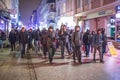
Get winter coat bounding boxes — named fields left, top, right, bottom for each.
left=9, top=30, right=17, bottom=43
left=19, top=31, right=28, bottom=44
left=41, top=31, right=47, bottom=45
left=46, top=32, right=55, bottom=49
left=27, top=31, right=33, bottom=43
left=34, top=30, right=41, bottom=41
left=90, top=34, right=96, bottom=46
left=94, top=34, right=103, bottom=46
left=72, top=31, right=82, bottom=47
left=83, top=32, right=91, bottom=45
left=58, top=30, right=67, bottom=41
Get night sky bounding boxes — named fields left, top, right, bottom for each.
left=19, top=0, right=41, bottom=26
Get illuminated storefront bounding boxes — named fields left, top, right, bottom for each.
left=56, top=16, right=76, bottom=29
left=115, top=5, right=120, bottom=42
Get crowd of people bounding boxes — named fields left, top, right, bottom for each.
left=0, top=25, right=107, bottom=64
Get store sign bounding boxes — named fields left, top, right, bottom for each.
left=98, top=11, right=106, bottom=15
left=0, top=10, right=10, bottom=19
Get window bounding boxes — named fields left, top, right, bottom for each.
left=84, top=0, right=89, bottom=5
left=77, top=0, right=81, bottom=8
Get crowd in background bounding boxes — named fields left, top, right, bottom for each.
left=0, top=25, right=107, bottom=64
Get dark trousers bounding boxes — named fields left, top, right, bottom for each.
left=42, top=44, right=47, bottom=58
left=27, top=41, right=32, bottom=50
left=94, top=45, right=103, bottom=62
left=85, top=44, right=90, bottom=56
left=48, top=46, right=55, bottom=63
left=73, top=46, right=82, bottom=63
left=20, top=43, right=26, bottom=58
left=66, top=42, right=71, bottom=55
left=10, top=42, right=15, bottom=51
left=56, top=39, right=59, bottom=50
left=60, top=40, right=65, bottom=58
left=102, top=44, right=106, bottom=54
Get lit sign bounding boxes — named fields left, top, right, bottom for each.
left=116, top=5, right=120, bottom=12
left=116, top=13, right=120, bottom=18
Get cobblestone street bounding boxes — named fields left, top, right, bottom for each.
left=0, top=50, right=120, bottom=80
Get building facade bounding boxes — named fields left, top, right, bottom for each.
left=75, top=0, right=120, bottom=39
left=10, top=0, right=19, bottom=28
left=37, top=0, right=56, bottom=30
left=55, top=0, right=77, bottom=29
left=0, top=0, right=19, bottom=33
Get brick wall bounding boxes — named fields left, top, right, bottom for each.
left=103, top=0, right=116, bottom=5
left=91, top=0, right=101, bottom=9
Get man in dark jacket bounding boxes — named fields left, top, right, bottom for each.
left=72, top=26, right=82, bottom=64
left=41, top=29, right=48, bottom=58
left=83, top=30, right=91, bottom=57
left=19, top=27, right=28, bottom=58
left=46, top=26, right=55, bottom=64
left=9, top=27, right=17, bottom=51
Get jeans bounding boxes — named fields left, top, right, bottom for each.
left=60, top=40, right=65, bottom=58
left=20, top=43, right=26, bottom=58
left=94, top=45, right=103, bottom=62
left=35, top=40, right=41, bottom=53
left=85, top=44, right=90, bottom=56
left=66, top=42, right=71, bottom=55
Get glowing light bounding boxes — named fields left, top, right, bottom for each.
left=1, top=20, right=4, bottom=24
left=116, top=13, right=120, bottom=18
left=18, top=21, right=22, bottom=26
left=57, top=16, right=76, bottom=29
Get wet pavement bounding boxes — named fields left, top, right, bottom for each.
left=0, top=49, right=120, bottom=80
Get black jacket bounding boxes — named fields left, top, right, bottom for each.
left=72, top=31, right=82, bottom=47
left=58, top=30, right=68, bottom=41
left=83, top=32, right=91, bottom=45
left=34, top=30, right=41, bottom=41
left=9, top=31, right=17, bottom=43
left=19, top=31, right=28, bottom=44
